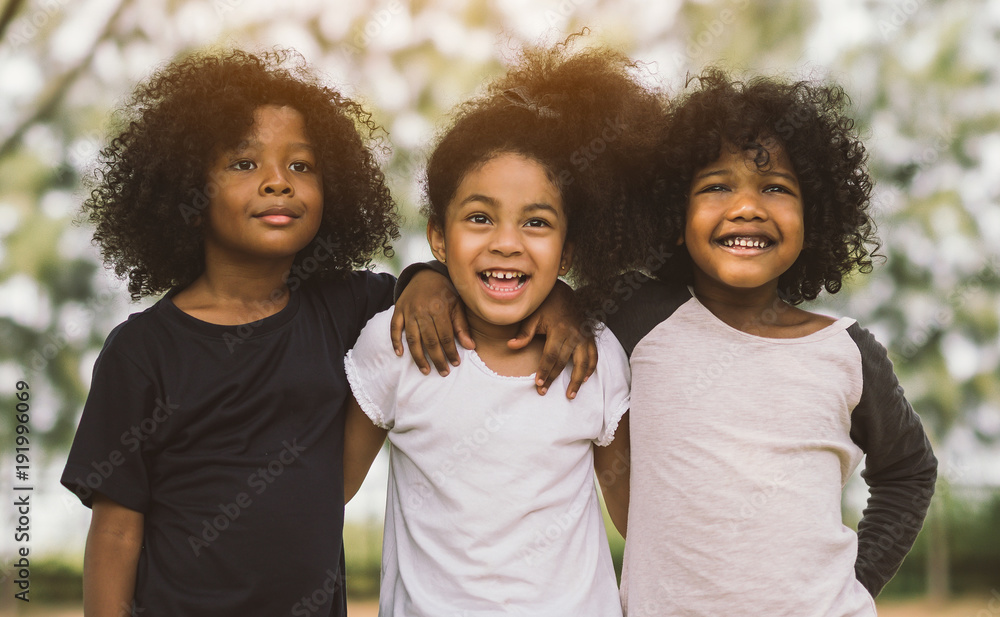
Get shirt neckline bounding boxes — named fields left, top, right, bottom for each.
left=687, top=291, right=855, bottom=344
left=465, top=348, right=538, bottom=382
left=158, top=285, right=302, bottom=338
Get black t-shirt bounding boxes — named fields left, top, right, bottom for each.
left=61, top=271, right=395, bottom=616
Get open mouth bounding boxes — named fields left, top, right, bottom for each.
left=478, top=269, right=529, bottom=292
left=717, top=235, right=774, bottom=249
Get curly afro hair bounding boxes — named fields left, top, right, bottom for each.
left=423, top=35, right=667, bottom=311
left=84, top=48, right=398, bottom=300
left=656, top=68, right=878, bottom=304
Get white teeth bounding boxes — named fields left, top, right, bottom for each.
left=722, top=237, right=770, bottom=248
left=482, top=270, right=525, bottom=279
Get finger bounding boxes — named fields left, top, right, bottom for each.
left=539, top=333, right=575, bottom=396
left=584, top=336, right=599, bottom=381
left=390, top=306, right=406, bottom=356
left=427, top=297, right=461, bottom=367
left=403, top=313, right=431, bottom=375
left=508, top=313, right=540, bottom=351
left=451, top=304, right=476, bottom=350
left=534, top=335, right=569, bottom=395
left=416, top=313, right=451, bottom=376
left=566, top=339, right=591, bottom=399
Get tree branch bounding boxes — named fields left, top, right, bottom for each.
left=0, top=0, right=27, bottom=44
left=0, top=0, right=129, bottom=161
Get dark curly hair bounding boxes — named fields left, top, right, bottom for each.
left=423, top=35, right=667, bottom=310
left=84, top=48, right=398, bottom=300
left=655, top=68, right=878, bottom=304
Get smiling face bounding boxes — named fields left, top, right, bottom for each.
left=683, top=141, right=804, bottom=299
left=428, top=152, right=572, bottom=338
left=202, top=105, right=323, bottom=269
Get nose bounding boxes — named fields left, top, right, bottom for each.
left=260, top=164, right=293, bottom=196
left=726, top=189, right=767, bottom=222
left=489, top=222, right=524, bottom=256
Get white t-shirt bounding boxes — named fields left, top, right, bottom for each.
left=345, top=309, right=630, bottom=617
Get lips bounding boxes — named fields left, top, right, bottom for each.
left=253, top=206, right=300, bottom=225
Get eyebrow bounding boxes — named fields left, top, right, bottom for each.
left=233, top=140, right=316, bottom=153
left=694, top=168, right=799, bottom=184
left=458, top=195, right=560, bottom=215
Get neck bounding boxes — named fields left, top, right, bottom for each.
left=465, top=312, right=523, bottom=349
left=199, top=253, right=294, bottom=302
left=172, top=253, right=296, bottom=325
left=691, top=276, right=791, bottom=336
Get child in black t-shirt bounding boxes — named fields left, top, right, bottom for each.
left=60, top=48, right=400, bottom=617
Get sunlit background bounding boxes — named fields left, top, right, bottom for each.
left=1, top=0, right=998, bottom=614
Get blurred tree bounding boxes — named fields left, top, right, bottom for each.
left=1, top=0, right=998, bottom=602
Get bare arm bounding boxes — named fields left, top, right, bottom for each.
left=343, top=394, right=388, bottom=502
left=594, top=411, right=630, bottom=538
left=84, top=493, right=143, bottom=617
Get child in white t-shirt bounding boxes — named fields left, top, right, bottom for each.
left=342, top=43, right=663, bottom=616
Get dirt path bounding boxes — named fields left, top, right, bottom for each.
left=13, top=595, right=995, bottom=616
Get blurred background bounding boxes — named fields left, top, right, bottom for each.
left=0, top=0, right=998, bottom=614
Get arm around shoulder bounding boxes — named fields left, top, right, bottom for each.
left=84, top=493, right=144, bottom=617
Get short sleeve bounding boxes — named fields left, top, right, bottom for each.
left=350, top=270, right=396, bottom=327
left=60, top=327, right=155, bottom=512
left=344, top=308, right=406, bottom=430
left=592, top=325, right=631, bottom=446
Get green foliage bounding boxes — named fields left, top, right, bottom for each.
left=880, top=491, right=1000, bottom=597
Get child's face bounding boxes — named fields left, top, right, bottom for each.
left=683, top=142, right=803, bottom=297
left=202, top=105, right=323, bottom=267
left=428, top=153, right=572, bottom=334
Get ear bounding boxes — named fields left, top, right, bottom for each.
left=559, top=241, right=574, bottom=275
left=426, top=220, right=447, bottom=264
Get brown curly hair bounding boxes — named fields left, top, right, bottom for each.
left=423, top=35, right=667, bottom=311
left=83, top=48, right=398, bottom=300
left=656, top=68, right=879, bottom=304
